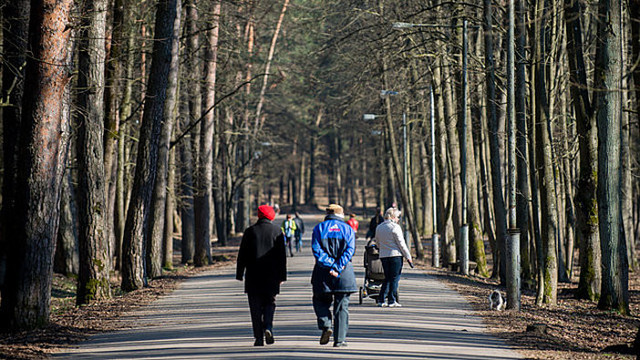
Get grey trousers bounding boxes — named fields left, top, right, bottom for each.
left=313, top=292, right=350, bottom=344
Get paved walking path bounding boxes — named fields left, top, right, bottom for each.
left=54, top=214, right=522, bottom=359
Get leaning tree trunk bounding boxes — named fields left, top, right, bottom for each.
left=121, top=0, right=177, bottom=291
left=0, top=0, right=73, bottom=330
left=594, top=0, right=629, bottom=315
left=564, top=0, right=601, bottom=301
left=146, top=0, right=181, bottom=278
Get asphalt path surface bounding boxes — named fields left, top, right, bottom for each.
left=54, top=214, right=522, bottom=359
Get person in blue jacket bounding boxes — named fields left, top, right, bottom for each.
left=311, top=204, right=357, bottom=347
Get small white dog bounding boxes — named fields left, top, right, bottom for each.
left=488, top=290, right=506, bottom=311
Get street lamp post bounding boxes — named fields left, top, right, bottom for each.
left=459, top=19, right=470, bottom=276
left=402, top=111, right=410, bottom=243
left=506, top=0, right=521, bottom=310
left=430, top=86, right=439, bottom=267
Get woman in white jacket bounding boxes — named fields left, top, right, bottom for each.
left=374, top=207, right=413, bottom=307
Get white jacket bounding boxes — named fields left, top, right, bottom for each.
left=374, top=220, right=412, bottom=261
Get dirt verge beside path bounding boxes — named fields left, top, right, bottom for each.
left=418, top=263, right=639, bottom=360
left=0, top=258, right=235, bottom=360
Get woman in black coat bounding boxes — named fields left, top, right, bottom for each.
left=236, top=205, right=287, bottom=346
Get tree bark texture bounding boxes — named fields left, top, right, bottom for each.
left=147, top=0, right=181, bottom=277
left=594, top=0, right=629, bottom=315
left=484, top=0, right=508, bottom=283
left=194, top=0, right=220, bottom=266
left=0, top=0, right=73, bottom=329
left=535, top=0, right=559, bottom=305
left=164, top=139, right=176, bottom=270
left=178, top=117, right=196, bottom=264
left=516, top=0, right=533, bottom=285
left=76, top=0, right=112, bottom=305
left=121, top=0, right=177, bottom=291
left=564, top=0, right=602, bottom=301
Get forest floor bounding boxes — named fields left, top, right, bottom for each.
left=1, top=233, right=638, bottom=359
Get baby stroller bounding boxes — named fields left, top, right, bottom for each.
left=359, top=239, right=385, bottom=304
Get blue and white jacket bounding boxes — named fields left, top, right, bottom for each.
left=311, top=214, right=357, bottom=293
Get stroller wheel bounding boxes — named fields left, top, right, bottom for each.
left=359, top=287, right=363, bottom=304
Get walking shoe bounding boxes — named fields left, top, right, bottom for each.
left=333, top=341, right=348, bottom=347
left=319, top=328, right=333, bottom=345
left=254, top=338, right=264, bottom=346
left=388, top=302, right=402, bottom=307
left=377, top=302, right=388, bottom=307
left=264, top=329, right=274, bottom=345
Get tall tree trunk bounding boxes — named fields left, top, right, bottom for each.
left=186, top=0, right=202, bottom=176
left=178, top=117, right=196, bottom=264
left=121, top=0, right=177, bottom=291
left=516, top=0, right=533, bottom=285
left=0, top=0, right=30, bottom=291
left=479, top=92, right=499, bottom=278
left=114, top=6, right=136, bottom=271
left=213, top=101, right=228, bottom=246
left=307, top=107, right=323, bottom=205
left=631, top=2, right=640, bottom=251
left=560, top=107, right=576, bottom=280
left=484, top=0, right=508, bottom=283
left=529, top=64, right=545, bottom=302
left=594, top=0, right=629, bottom=315
left=103, top=0, right=127, bottom=260
left=381, top=60, right=422, bottom=259
left=76, top=0, right=112, bottom=305
left=0, top=0, right=73, bottom=329
left=194, top=0, right=220, bottom=265
left=467, top=113, right=488, bottom=276
left=164, top=136, right=176, bottom=270
left=564, top=0, right=601, bottom=301
left=146, top=0, right=181, bottom=277
left=432, top=60, right=454, bottom=267
left=535, top=0, right=559, bottom=305
left=443, top=56, right=462, bottom=262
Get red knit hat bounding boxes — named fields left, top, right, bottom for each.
left=257, top=205, right=275, bottom=221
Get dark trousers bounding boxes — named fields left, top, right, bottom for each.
left=248, top=292, right=276, bottom=340
left=295, top=235, right=302, bottom=252
left=313, top=292, right=350, bottom=344
left=379, top=256, right=403, bottom=304
left=285, top=236, right=294, bottom=256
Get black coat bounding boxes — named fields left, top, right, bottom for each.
left=367, top=214, right=384, bottom=238
left=236, top=218, right=287, bottom=295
